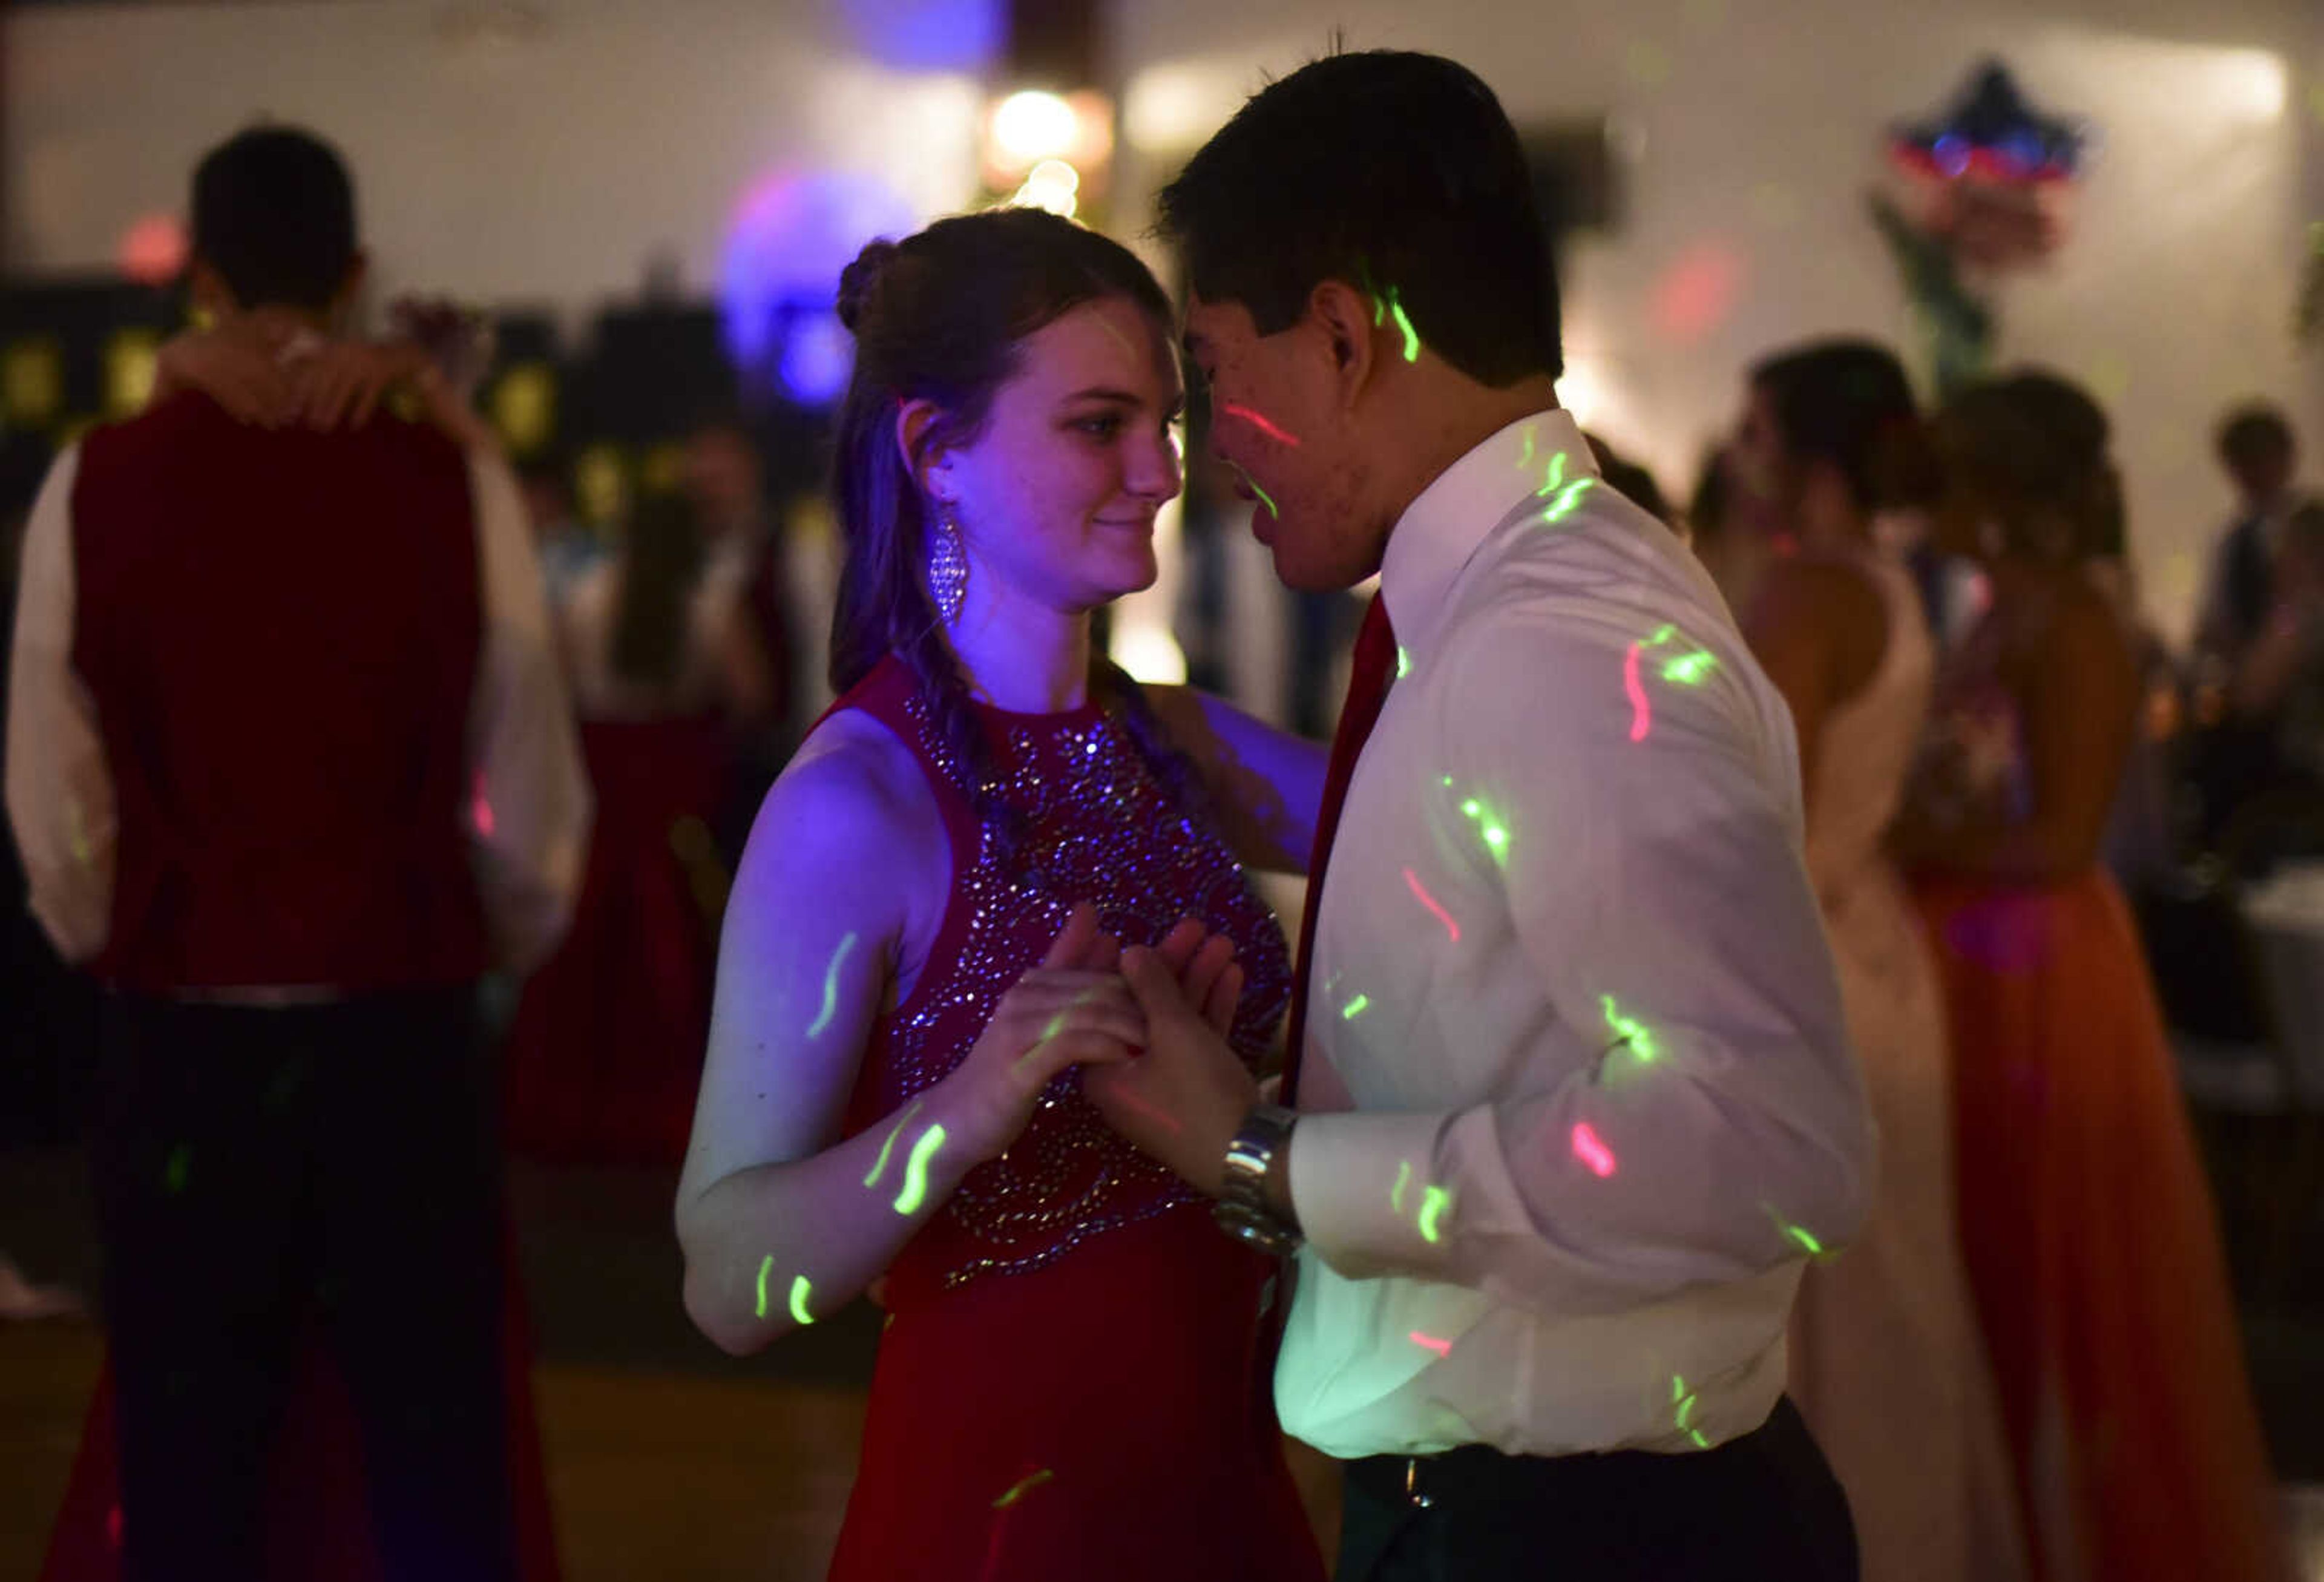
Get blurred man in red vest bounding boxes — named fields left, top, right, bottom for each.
left=5, top=124, right=588, bottom=1581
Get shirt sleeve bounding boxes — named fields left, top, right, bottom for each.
left=1287, top=603, right=1874, bottom=1318
left=4, top=445, right=116, bottom=965
left=464, top=447, right=592, bottom=974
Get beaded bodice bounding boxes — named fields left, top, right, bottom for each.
left=841, top=657, right=1290, bottom=1301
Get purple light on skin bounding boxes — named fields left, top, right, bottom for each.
left=1219, top=401, right=1302, bottom=447
left=1408, top=1330, right=1452, bottom=1358
left=1571, top=1122, right=1618, bottom=1178
left=1402, top=865, right=1461, bottom=944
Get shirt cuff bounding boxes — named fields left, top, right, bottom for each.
left=1288, top=1109, right=1458, bottom=1283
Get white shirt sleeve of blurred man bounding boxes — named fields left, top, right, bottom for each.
left=464, top=448, right=592, bottom=975
left=4, top=445, right=116, bottom=964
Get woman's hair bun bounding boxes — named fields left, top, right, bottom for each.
left=837, top=238, right=901, bottom=333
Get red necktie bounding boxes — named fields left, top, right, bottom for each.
left=1281, top=594, right=1397, bottom=1104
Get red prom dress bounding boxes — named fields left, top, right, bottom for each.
left=822, top=657, right=1325, bottom=1582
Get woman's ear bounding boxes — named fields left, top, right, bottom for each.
left=894, top=398, right=954, bottom=502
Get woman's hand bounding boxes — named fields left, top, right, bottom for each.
left=153, top=326, right=301, bottom=427
left=930, top=904, right=1144, bottom=1165
left=287, top=340, right=435, bottom=430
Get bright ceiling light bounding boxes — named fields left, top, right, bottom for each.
left=991, top=90, right=1080, bottom=168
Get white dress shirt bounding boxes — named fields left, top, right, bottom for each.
left=5, top=442, right=592, bottom=983
left=1277, top=409, right=1873, bottom=1459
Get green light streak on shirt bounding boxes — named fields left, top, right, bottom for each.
left=1341, top=993, right=1371, bottom=1020
left=1518, top=425, right=1537, bottom=469
left=1689, top=1428, right=1711, bottom=1449
left=893, top=1123, right=947, bottom=1216
left=1417, top=1185, right=1452, bottom=1244
left=1457, top=796, right=1511, bottom=867
left=1536, top=450, right=1569, bottom=496
left=1390, top=1160, right=1413, bottom=1215
left=864, top=1099, right=925, bottom=1190
left=993, top=1467, right=1055, bottom=1508
left=1646, top=623, right=1676, bottom=646
left=1540, top=477, right=1596, bottom=524
left=807, top=931, right=859, bottom=1039
left=1671, top=1374, right=1688, bottom=1403
left=789, top=1274, right=815, bottom=1326
left=1661, top=651, right=1717, bottom=685
left=1601, top=995, right=1659, bottom=1063
left=754, top=1254, right=773, bottom=1319
left=1396, top=645, right=1412, bottom=679
left=1785, top=1223, right=1825, bottom=1258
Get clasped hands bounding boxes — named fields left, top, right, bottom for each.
left=999, top=902, right=1265, bottom=1198
left=153, top=300, right=484, bottom=441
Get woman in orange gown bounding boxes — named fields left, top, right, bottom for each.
left=1899, top=372, right=2284, bottom=1582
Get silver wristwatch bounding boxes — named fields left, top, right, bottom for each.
left=1213, top=1102, right=1302, bottom=1256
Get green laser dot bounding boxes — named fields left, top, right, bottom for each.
left=1397, top=645, right=1412, bottom=679
left=1417, top=1185, right=1452, bottom=1244
left=789, top=1273, right=815, bottom=1326
left=1391, top=1160, right=1413, bottom=1215
left=1601, top=995, right=1659, bottom=1063
left=1341, top=994, right=1371, bottom=1020
left=754, top=1255, right=773, bottom=1319
left=993, top=1468, right=1054, bottom=1509
left=1661, top=651, right=1717, bottom=685
left=807, top=931, right=860, bottom=1039
left=893, top=1123, right=947, bottom=1216
left=1540, top=477, right=1596, bottom=524
left=1390, top=298, right=1421, bottom=362
left=864, top=1098, right=924, bottom=1190
left=1785, top=1224, right=1826, bottom=1258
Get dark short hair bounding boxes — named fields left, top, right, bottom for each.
left=191, top=125, right=358, bottom=311
left=1750, top=339, right=1937, bottom=513
left=1157, top=51, right=1561, bottom=387
left=2216, top=402, right=2294, bottom=474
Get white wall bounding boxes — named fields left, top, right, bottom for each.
left=1111, top=0, right=2324, bottom=643
left=3, top=0, right=986, bottom=317
left=8, top=0, right=2320, bottom=643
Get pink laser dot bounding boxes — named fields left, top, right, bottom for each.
left=1623, top=642, right=1652, bottom=743
left=1219, top=401, right=1303, bottom=447
left=470, top=771, right=496, bottom=838
left=1402, top=865, right=1460, bottom=944
left=1571, top=1121, right=1618, bottom=1178
left=1408, top=1329, right=1452, bottom=1358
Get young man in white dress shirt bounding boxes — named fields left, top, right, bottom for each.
left=1083, top=51, right=1872, bottom=1580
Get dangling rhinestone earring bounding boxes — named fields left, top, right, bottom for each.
left=927, top=504, right=969, bottom=624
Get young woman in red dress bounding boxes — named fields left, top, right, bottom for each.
left=675, top=208, right=1327, bottom=1580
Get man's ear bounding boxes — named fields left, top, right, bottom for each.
left=186, top=260, right=237, bottom=326
left=1308, top=278, right=1381, bottom=409
left=328, top=251, right=370, bottom=330
left=894, top=398, right=954, bottom=501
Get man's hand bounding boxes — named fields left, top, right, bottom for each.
left=1083, top=944, right=1260, bottom=1196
